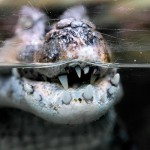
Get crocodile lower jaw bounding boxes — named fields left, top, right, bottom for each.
left=13, top=70, right=121, bottom=124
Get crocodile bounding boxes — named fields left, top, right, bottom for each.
left=0, top=5, right=122, bottom=150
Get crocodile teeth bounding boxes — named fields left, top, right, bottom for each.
left=108, top=86, right=116, bottom=95
left=83, top=85, right=93, bottom=102
left=75, top=66, right=81, bottom=78
left=90, top=75, right=97, bottom=84
left=62, top=91, right=72, bottom=105
left=58, top=75, right=68, bottom=89
left=12, top=68, right=20, bottom=77
left=93, top=68, right=97, bottom=74
left=83, top=66, right=90, bottom=74
left=111, top=73, right=120, bottom=86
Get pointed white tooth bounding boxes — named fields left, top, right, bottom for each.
left=93, top=68, right=97, bottom=74
left=83, top=66, right=90, bottom=74
left=75, top=66, right=81, bottom=78
left=83, top=85, right=93, bottom=101
left=90, top=75, right=97, bottom=84
left=58, top=75, right=68, bottom=89
left=108, top=86, right=116, bottom=95
left=12, top=68, right=20, bottom=77
left=62, top=91, right=72, bottom=105
left=111, top=73, right=120, bottom=86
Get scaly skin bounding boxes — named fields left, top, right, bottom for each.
left=0, top=5, right=122, bottom=149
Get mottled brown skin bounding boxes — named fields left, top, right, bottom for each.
left=42, top=21, right=109, bottom=63
left=19, top=17, right=111, bottom=64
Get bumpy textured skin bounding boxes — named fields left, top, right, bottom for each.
left=0, top=5, right=122, bottom=149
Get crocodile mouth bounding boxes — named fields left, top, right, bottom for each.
left=18, top=64, right=109, bottom=89
left=12, top=63, right=121, bottom=124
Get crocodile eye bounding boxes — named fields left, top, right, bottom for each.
left=18, top=15, right=33, bottom=29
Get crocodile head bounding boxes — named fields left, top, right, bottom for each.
left=4, top=6, right=122, bottom=124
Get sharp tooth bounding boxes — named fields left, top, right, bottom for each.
left=111, top=73, right=120, bottom=86
left=83, top=66, right=90, bottom=74
left=90, top=75, right=97, bottom=84
left=12, top=68, right=20, bottom=77
left=62, top=91, right=72, bottom=105
left=108, top=86, right=116, bottom=95
left=93, top=68, right=97, bottom=74
left=75, top=66, right=81, bottom=78
left=83, top=85, right=93, bottom=102
left=58, top=75, right=69, bottom=89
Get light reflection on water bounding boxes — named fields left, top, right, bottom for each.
left=0, top=60, right=150, bottom=68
